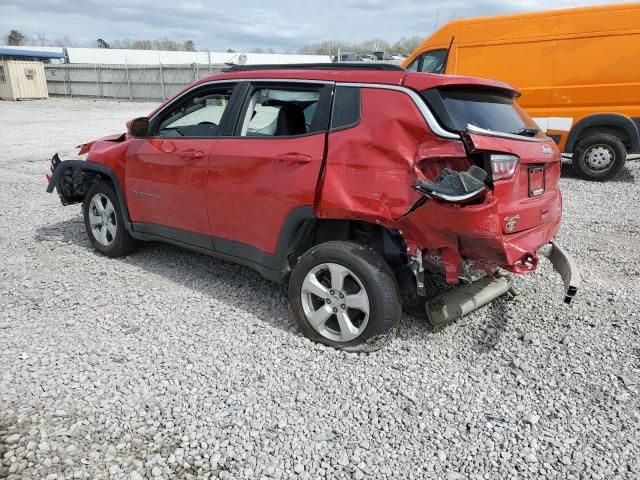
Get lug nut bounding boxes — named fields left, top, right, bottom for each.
left=330, top=289, right=335, bottom=295
left=333, top=307, right=338, bottom=313
left=339, top=292, right=344, bottom=299
left=326, top=298, right=331, bottom=304
left=341, top=304, right=346, bottom=309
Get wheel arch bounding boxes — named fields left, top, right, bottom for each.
left=47, top=159, right=132, bottom=229
left=284, top=217, right=413, bottom=291
left=565, top=113, right=640, bottom=153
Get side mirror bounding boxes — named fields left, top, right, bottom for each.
left=127, top=117, right=149, bottom=138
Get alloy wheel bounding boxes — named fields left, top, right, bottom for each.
left=300, top=262, right=370, bottom=342
left=88, top=193, right=117, bottom=246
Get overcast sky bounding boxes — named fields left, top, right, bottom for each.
left=0, top=0, right=629, bottom=51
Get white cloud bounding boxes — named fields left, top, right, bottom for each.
left=0, top=0, right=630, bottom=52
left=175, top=2, right=208, bottom=13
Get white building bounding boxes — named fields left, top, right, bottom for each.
left=0, top=46, right=330, bottom=65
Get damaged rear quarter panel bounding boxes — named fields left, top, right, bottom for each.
left=317, top=87, right=467, bottom=223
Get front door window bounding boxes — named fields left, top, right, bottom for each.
left=156, top=89, right=234, bottom=138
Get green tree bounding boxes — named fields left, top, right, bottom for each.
left=96, top=38, right=110, bottom=49
left=7, top=30, right=25, bottom=46
left=183, top=40, right=195, bottom=51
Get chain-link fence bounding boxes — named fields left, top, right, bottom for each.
left=44, top=63, right=224, bottom=102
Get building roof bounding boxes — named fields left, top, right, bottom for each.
left=0, top=48, right=65, bottom=59
left=64, top=47, right=331, bottom=65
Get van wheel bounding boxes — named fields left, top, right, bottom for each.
left=572, top=133, right=626, bottom=181
left=289, top=241, right=401, bottom=352
left=83, top=181, right=138, bottom=257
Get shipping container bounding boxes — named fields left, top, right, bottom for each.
left=0, top=60, right=49, bottom=100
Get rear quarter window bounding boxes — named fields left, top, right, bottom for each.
left=422, top=88, right=543, bottom=137
left=331, top=87, right=361, bottom=131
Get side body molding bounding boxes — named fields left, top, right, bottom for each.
left=129, top=206, right=314, bottom=283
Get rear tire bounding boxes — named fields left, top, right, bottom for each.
left=572, top=133, right=626, bottom=181
left=289, top=241, right=401, bottom=352
left=83, top=180, right=138, bottom=257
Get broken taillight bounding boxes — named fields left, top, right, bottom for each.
left=490, top=154, right=519, bottom=180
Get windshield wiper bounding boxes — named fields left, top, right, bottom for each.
left=511, top=126, right=539, bottom=137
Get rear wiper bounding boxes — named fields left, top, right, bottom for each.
left=511, top=126, right=539, bottom=137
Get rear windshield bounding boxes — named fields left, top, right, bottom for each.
left=422, top=88, right=543, bottom=138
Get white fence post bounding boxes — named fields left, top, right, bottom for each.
left=159, top=63, right=165, bottom=101
left=125, top=63, right=132, bottom=101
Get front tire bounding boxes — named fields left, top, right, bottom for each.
left=572, top=133, right=626, bottom=181
left=289, top=241, right=401, bottom=352
left=83, top=180, right=137, bottom=257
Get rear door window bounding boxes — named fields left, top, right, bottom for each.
left=239, top=86, right=327, bottom=137
left=422, top=88, right=544, bottom=137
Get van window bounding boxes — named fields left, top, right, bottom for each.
left=406, top=49, right=448, bottom=73
left=422, top=88, right=544, bottom=137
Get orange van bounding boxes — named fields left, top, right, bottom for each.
left=404, top=2, right=640, bottom=180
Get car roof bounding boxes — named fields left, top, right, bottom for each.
left=194, top=63, right=517, bottom=94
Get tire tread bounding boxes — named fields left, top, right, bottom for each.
left=289, top=240, right=401, bottom=352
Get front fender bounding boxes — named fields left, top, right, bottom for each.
left=46, top=156, right=132, bottom=229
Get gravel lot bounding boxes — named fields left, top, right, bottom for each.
left=1, top=98, right=639, bottom=479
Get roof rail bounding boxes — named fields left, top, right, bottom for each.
left=222, top=63, right=405, bottom=72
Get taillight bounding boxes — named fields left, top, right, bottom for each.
left=490, top=154, right=519, bottom=180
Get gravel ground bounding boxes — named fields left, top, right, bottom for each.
left=1, top=98, right=639, bottom=480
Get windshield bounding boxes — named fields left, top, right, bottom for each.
left=422, top=88, right=544, bottom=138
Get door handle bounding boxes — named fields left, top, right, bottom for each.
left=182, top=150, right=205, bottom=159
left=276, top=153, right=312, bottom=165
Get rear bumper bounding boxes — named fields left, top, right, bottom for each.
left=425, top=243, right=578, bottom=326
left=398, top=192, right=579, bottom=303
left=399, top=192, right=562, bottom=280
left=398, top=192, right=579, bottom=302
left=537, top=241, right=579, bottom=304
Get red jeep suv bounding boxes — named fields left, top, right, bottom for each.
left=47, top=64, right=578, bottom=351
